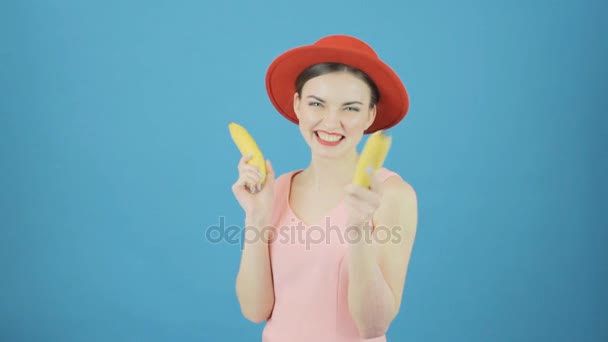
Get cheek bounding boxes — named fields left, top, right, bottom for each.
left=298, top=108, right=323, bottom=126
left=298, top=113, right=318, bottom=135
left=343, top=114, right=371, bottom=131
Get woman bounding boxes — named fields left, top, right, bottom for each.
left=232, top=35, right=418, bottom=342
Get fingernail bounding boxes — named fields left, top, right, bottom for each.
left=257, top=183, right=262, bottom=192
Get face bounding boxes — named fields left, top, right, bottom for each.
left=293, top=72, right=376, bottom=160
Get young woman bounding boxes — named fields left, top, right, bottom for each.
left=233, top=35, right=418, bottom=342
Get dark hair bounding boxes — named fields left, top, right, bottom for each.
left=295, top=62, right=380, bottom=108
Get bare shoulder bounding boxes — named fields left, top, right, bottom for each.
left=373, top=172, right=418, bottom=240
left=382, top=173, right=417, bottom=209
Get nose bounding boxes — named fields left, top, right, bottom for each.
left=321, top=107, right=341, bottom=129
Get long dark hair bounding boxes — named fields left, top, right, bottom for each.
left=295, top=62, right=380, bottom=108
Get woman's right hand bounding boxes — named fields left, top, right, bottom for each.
left=232, top=154, right=275, bottom=220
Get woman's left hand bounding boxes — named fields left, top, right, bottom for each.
left=344, top=167, right=384, bottom=230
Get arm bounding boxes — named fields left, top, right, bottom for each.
left=347, top=176, right=418, bottom=338
left=233, top=159, right=277, bottom=323
left=235, top=213, right=275, bottom=323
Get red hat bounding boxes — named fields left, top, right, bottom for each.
left=265, top=34, right=409, bottom=134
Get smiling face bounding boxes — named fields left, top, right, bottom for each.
left=293, top=71, right=377, bottom=160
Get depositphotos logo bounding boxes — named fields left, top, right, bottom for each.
left=205, top=216, right=404, bottom=250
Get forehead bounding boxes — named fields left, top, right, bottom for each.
left=300, top=72, right=371, bottom=103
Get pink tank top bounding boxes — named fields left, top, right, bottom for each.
left=261, top=167, right=403, bottom=342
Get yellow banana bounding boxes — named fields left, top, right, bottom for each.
left=352, top=130, right=392, bottom=187
left=228, top=122, right=267, bottom=185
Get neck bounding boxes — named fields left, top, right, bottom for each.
left=302, top=149, right=360, bottom=191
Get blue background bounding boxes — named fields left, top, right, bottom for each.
left=1, top=0, right=606, bottom=341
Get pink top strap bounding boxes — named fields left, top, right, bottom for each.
left=376, top=166, right=403, bottom=183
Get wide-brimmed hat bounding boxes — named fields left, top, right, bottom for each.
left=265, top=34, right=409, bottom=134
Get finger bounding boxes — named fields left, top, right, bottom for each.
left=266, top=160, right=274, bottom=179
left=238, top=158, right=256, bottom=171
left=234, top=170, right=260, bottom=190
left=241, top=169, right=263, bottom=183
left=237, top=153, right=254, bottom=168
left=345, top=194, right=376, bottom=215
left=246, top=183, right=258, bottom=194
left=240, top=174, right=260, bottom=188
left=232, top=177, right=255, bottom=194
left=239, top=163, right=264, bottom=178
left=345, top=184, right=382, bottom=206
left=241, top=153, right=254, bottom=163
left=367, top=166, right=383, bottom=194
left=345, top=203, right=371, bottom=227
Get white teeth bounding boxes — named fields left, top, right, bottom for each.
left=317, top=132, right=342, bottom=142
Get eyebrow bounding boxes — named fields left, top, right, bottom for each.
left=306, top=95, right=363, bottom=106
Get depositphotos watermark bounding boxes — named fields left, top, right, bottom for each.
left=204, top=216, right=404, bottom=250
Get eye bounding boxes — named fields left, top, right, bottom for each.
left=344, top=106, right=360, bottom=112
left=308, top=101, right=322, bottom=107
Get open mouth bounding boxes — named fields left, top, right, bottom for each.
left=314, top=131, right=345, bottom=146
